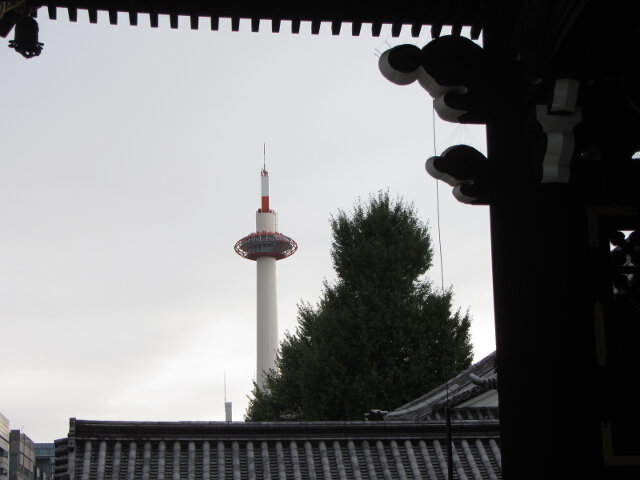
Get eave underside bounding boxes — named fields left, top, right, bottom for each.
left=1, top=0, right=486, bottom=38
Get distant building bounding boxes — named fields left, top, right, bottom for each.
left=35, top=444, right=55, bottom=480
left=0, top=414, right=51, bottom=480
left=0, top=413, right=9, bottom=479
left=9, top=430, right=35, bottom=480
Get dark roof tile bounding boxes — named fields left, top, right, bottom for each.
left=386, top=352, right=497, bottom=421
left=57, top=419, right=500, bottom=480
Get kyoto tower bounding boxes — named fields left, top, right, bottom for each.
left=235, top=166, right=297, bottom=388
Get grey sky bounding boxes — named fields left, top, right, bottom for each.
left=0, top=14, right=493, bottom=442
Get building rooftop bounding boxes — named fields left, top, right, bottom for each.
left=386, top=352, right=498, bottom=422
left=54, top=354, right=502, bottom=479
left=55, top=417, right=500, bottom=480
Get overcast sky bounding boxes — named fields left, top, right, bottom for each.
left=0, top=13, right=494, bottom=442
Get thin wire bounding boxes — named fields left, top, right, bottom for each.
left=432, top=106, right=445, bottom=295
left=432, top=103, right=453, bottom=480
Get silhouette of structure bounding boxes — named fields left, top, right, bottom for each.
left=4, top=2, right=640, bottom=478
left=235, top=168, right=297, bottom=387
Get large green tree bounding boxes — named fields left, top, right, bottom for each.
left=245, top=192, right=472, bottom=421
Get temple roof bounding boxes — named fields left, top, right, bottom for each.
left=54, top=353, right=502, bottom=479
left=55, top=418, right=501, bottom=480
left=386, top=352, right=498, bottom=422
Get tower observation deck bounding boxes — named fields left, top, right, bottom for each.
left=234, top=232, right=297, bottom=261
left=234, top=168, right=297, bottom=388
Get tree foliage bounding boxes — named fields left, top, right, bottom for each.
left=245, top=192, right=472, bottom=421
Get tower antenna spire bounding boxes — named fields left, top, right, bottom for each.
left=263, top=143, right=266, bottom=172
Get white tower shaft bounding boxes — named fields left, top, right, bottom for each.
left=256, top=210, right=278, bottom=387
left=235, top=167, right=296, bottom=390
left=256, top=255, right=278, bottom=387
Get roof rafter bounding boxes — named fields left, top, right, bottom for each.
left=1, top=0, right=486, bottom=38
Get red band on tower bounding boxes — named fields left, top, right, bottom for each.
left=261, top=168, right=270, bottom=212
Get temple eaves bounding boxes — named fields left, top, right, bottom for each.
left=0, top=0, right=485, bottom=39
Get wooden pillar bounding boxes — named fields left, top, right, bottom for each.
left=483, top=5, right=640, bottom=477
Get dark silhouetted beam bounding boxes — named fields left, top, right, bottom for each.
left=311, top=18, right=320, bottom=34
left=21, top=1, right=484, bottom=38
left=371, top=21, right=382, bottom=37
left=470, top=23, right=481, bottom=39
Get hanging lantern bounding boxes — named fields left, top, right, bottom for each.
left=9, top=16, right=44, bottom=58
